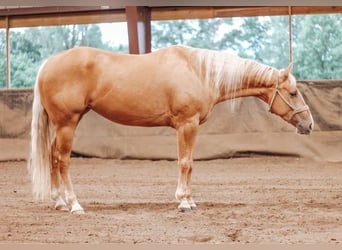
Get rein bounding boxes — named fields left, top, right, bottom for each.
left=268, top=72, right=309, bottom=120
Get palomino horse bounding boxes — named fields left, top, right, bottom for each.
left=28, top=45, right=313, bottom=214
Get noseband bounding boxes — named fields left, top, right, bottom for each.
left=268, top=72, right=309, bottom=120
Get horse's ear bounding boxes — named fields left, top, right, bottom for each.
left=286, top=62, right=293, bottom=74
left=281, top=62, right=293, bottom=81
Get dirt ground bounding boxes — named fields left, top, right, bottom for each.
left=0, top=156, right=341, bottom=244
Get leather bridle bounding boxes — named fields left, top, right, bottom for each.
left=268, top=72, right=309, bottom=121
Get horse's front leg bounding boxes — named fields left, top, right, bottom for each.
left=175, top=120, right=198, bottom=212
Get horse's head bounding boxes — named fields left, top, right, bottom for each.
left=267, top=63, right=314, bottom=135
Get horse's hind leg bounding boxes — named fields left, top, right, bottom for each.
left=51, top=137, right=69, bottom=211
left=55, top=125, right=84, bottom=214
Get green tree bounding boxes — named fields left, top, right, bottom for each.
left=187, top=18, right=229, bottom=49
left=261, top=16, right=290, bottom=69
left=294, top=14, right=342, bottom=79
left=220, top=17, right=290, bottom=69
left=151, top=14, right=341, bottom=79
left=152, top=20, right=196, bottom=49
left=10, top=53, right=40, bottom=88
left=10, top=31, right=42, bottom=88
left=152, top=18, right=233, bottom=50
left=236, top=17, right=270, bottom=62
left=8, top=24, right=114, bottom=88
left=153, top=17, right=288, bottom=69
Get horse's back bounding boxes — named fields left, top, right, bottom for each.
left=39, top=45, right=195, bottom=87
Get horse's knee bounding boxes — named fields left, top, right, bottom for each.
left=178, top=158, right=193, bottom=166
left=178, top=159, right=193, bottom=174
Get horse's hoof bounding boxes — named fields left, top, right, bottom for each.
left=190, top=205, right=197, bottom=210
left=55, top=204, right=69, bottom=212
left=71, top=209, right=85, bottom=215
left=178, top=199, right=192, bottom=212
left=70, top=203, right=85, bottom=214
left=188, top=199, right=197, bottom=210
left=178, top=206, right=192, bottom=213
left=54, top=198, right=69, bottom=212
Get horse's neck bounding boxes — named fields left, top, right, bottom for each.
left=215, top=59, right=277, bottom=103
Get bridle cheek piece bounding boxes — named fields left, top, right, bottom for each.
left=268, top=72, right=309, bottom=121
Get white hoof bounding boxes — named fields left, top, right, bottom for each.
left=55, top=204, right=69, bottom=212
left=178, top=199, right=192, bottom=212
left=71, top=209, right=85, bottom=215
left=71, top=203, right=85, bottom=214
left=55, top=198, right=69, bottom=212
left=188, top=198, right=197, bottom=210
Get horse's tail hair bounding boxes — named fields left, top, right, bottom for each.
left=28, top=61, right=52, bottom=200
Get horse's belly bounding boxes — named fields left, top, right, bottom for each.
left=90, top=99, right=171, bottom=127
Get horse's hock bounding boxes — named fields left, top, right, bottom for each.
left=0, top=80, right=341, bottom=162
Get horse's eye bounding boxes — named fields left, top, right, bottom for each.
left=289, top=91, right=297, bottom=97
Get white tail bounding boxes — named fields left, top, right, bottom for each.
left=28, top=62, right=52, bottom=200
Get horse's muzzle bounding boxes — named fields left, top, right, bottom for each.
left=296, top=120, right=313, bottom=135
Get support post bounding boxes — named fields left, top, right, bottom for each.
left=5, top=16, right=10, bottom=89
left=125, top=6, right=151, bottom=54
left=288, top=6, right=293, bottom=64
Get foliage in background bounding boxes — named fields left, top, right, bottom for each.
left=152, top=15, right=342, bottom=80
left=0, top=32, right=5, bottom=88
left=294, top=14, right=342, bottom=79
left=0, top=24, right=128, bottom=88
left=0, top=14, right=341, bottom=88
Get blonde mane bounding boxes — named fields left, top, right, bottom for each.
left=192, top=47, right=276, bottom=102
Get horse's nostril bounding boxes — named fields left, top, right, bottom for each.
left=309, top=123, right=313, bottom=130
